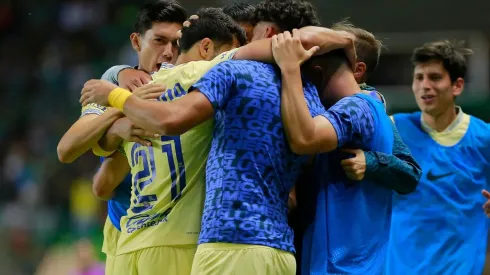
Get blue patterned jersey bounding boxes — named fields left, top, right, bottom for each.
left=191, top=60, right=326, bottom=253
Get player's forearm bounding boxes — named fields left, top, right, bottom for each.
left=281, top=68, right=319, bottom=155
left=122, top=96, right=181, bottom=136
left=97, top=131, right=123, bottom=153
left=364, top=128, right=421, bottom=194
left=234, top=38, right=274, bottom=63
left=299, top=26, right=354, bottom=56
left=57, top=110, right=123, bottom=163
left=93, top=152, right=129, bottom=200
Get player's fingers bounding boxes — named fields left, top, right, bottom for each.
left=126, top=83, right=138, bottom=92
left=277, top=33, right=284, bottom=44
left=81, top=95, right=92, bottom=106
left=79, top=93, right=89, bottom=104
left=132, top=78, right=145, bottom=88
left=340, top=158, right=355, bottom=166
left=483, top=201, right=490, bottom=210
left=306, top=46, right=320, bottom=58
left=144, top=92, right=165, bottom=100
left=292, top=28, right=300, bottom=39
left=141, top=75, right=152, bottom=84
left=130, top=136, right=152, bottom=147
left=283, top=31, right=292, bottom=40
left=271, top=35, right=278, bottom=49
left=341, top=148, right=360, bottom=154
left=482, top=190, right=490, bottom=199
left=132, top=129, right=159, bottom=138
left=189, top=14, right=199, bottom=20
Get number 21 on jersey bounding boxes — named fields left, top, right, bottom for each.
left=129, top=136, right=186, bottom=214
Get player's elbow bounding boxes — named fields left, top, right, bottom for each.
left=57, top=142, right=75, bottom=164
left=92, top=174, right=113, bottom=201
left=289, top=139, right=317, bottom=155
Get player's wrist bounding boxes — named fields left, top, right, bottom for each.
left=108, top=88, right=132, bottom=111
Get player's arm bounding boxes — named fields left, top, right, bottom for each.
left=234, top=27, right=355, bottom=67
left=274, top=31, right=370, bottom=155
left=80, top=62, right=237, bottom=136
left=57, top=66, right=137, bottom=163
left=57, top=108, right=123, bottom=163
left=92, top=151, right=130, bottom=201
left=362, top=124, right=421, bottom=194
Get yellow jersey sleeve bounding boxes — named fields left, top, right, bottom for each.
left=80, top=103, right=107, bottom=117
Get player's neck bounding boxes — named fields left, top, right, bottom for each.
left=327, top=65, right=360, bottom=98
left=175, top=52, right=203, bottom=65
left=422, top=105, right=458, bottom=132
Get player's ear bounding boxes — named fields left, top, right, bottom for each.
left=130, top=33, right=141, bottom=52
left=199, top=38, right=215, bottom=60
left=264, top=26, right=277, bottom=39
left=353, top=62, right=367, bottom=83
left=452, top=77, right=464, bottom=97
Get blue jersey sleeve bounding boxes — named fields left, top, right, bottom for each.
left=321, top=96, right=375, bottom=148
left=190, top=61, right=236, bottom=111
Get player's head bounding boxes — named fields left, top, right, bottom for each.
left=222, top=2, right=257, bottom=43
left=178, top=8, right=247, bottom=61
left=332, top=20, right=382, bottom=84
left=411, top=40, right=472, bottom=116
left=304, top=50, right=357, bottom=107
left=252, top=0, right=320, bottom=42
left=131, top=0, right=187, bottom=72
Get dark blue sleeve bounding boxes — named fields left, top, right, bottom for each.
left=364, top=122, right=421, bottom=194
left=191, top=61, right=236, bottom=111
left=303, top=81, right=327, bottom=117
left=321, top=96, right=375, bottom=148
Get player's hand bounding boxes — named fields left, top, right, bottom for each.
left=482, top=190, right=490, bottom=218
left=108, top=117, right=159, bottom=146
left=132, top=83, right=167, bottom=100
left=340, top=148, right=366, bottom=181
left=299, top=26, right=357, bottom=71
left=272, top=29, right=320, bottom=72
left=118, top=69, right=152, bottom=92
left=80, top=79, right=119, bottom=106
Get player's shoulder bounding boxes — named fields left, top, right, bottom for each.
left=467, top=114, right=490, bottom=141
left=392, top=112, right=421, bottom=123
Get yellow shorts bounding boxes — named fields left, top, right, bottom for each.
left=190, top=243, right=296, bottom=275
left=102, top=216, right=120, bottom=275
left=114, top=245, right=197, bottom=275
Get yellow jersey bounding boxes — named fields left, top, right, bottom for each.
left=117, top=49, right=238, bottom=255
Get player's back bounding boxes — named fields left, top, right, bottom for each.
left=387, top=112, right=490, bottom=275
left=192, top=60, right=326, bottom=253
left=116, top=60, right=218, bottom=255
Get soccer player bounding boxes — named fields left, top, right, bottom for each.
left=92, top=8, right=247, bottom=275
left=294, top=22, right=422, bottom=275
left=386, top=41, right=490, bottom=275
left=272, top=29, right=406, bottom=274
left=222, top=2, right=256, bottom=43
left=56, top=1, right=187, bottom=274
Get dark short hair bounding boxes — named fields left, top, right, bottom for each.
left=134, top=0, right=187, bottom=35
left=332, top=20, right=383, bottom=82
left=411, top=40, right=473, bottom=82
left=179, top=7, right=247, bottom=52
left=254, top=0, right=320, bottom=32
left=222, top=2, right=257, bottom=25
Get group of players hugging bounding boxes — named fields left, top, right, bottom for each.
left=57, top=0, right=490, bottom=274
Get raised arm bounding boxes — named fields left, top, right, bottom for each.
left=92, top=151, right=130, bottom=200
left=234, top=26, right=355, bottom=66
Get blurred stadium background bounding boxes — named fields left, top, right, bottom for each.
left=0, top=0, right=488, bottom=274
